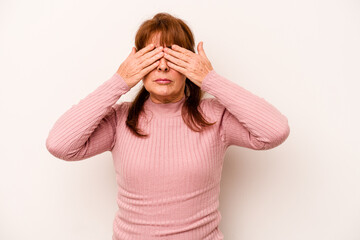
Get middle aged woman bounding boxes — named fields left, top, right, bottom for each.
left=46, top=12, right=290, bottom=240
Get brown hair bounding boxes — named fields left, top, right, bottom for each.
left=126, top=12, right=215, bottom=137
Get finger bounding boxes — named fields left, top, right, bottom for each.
left=166, top=61, right=186, bottom=75
left=164, top=47, right=190, bottom=63
left=135, top=43, right=155, bottom=58
left=197, top=42, right=207, bottom=58
left=163, top=52, right=187, bottom=68
left=140, top=59, right=160, bottom=76
left=140, top=50, right=164, bottom=69
left=142, top=46, right=163, bottom=61
left=128, top=47, right=136, bottom=57
left=171, top=44, right=193, bottom=56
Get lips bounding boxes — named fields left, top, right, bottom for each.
left=155, top=78, right=171, bottom=82
left=155, top=78, right=172, bottom=84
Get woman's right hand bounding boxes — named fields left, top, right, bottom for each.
left=116, top=44, right=164, bottom=89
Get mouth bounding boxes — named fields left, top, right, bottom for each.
left=155, top=78, right=172, bottom=84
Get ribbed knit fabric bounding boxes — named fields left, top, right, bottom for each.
left=46, top=70, right=290, bottom=240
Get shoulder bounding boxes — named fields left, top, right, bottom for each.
left=200, top=97, right=226, bottom=112
left=111, top=101, right=132, bottom=120
left=112, top=101, right=131, bottom=111
left=199, top=97, right=226, bottom=122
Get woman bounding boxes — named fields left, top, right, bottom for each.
left=46, top=12, right=290, bottom=240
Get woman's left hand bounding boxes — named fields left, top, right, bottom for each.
left=163, top=41, right=214, bottom=88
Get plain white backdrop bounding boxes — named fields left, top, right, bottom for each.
left=1, top=0, right=359, bottom=239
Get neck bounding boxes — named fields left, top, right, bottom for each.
left=144, top=95, right=186, bottom=118
left=149, top=93, right=185, bottom=104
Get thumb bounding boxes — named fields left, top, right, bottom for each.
left=130, top=47, right=136, bottom=55
left=197, top=41, right=206, bottom=57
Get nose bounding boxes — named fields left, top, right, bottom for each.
left=157, top=56, right=170, bottom=72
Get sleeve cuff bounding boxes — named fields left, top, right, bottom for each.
left=200, top=69, right=220, bottom=93
left=112, top=72, right=131, bottom=92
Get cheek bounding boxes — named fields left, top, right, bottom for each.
left=142, top=75, right=151, bottom=86
left=143, top=70, right=155, bottom=81
left=172, top=70, right=186, bottom=80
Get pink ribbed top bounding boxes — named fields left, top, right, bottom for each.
left=46, top=70, right=290, bottom=240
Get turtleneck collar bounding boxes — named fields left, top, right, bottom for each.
left=144, top=95, right=186, bottom=117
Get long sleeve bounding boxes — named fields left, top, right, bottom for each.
left=45, top=72, right=131, bottom=161
left=201, top=70, right=290, bottom=150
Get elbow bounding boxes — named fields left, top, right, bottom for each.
left=45, top=137, right=73, bottom=161
left=45, top=136, right=57, bottom=156
left=260, top=122, right=290, bottom=150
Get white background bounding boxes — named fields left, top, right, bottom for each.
left=1, top=0, right=359, bottom=239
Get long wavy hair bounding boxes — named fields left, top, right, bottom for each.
left=126, top=12, right=215, bottom=137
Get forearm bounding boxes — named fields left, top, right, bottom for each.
left=201, top=70, right=290, bottom=149
left=45, top=72, right=131, bottom=160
